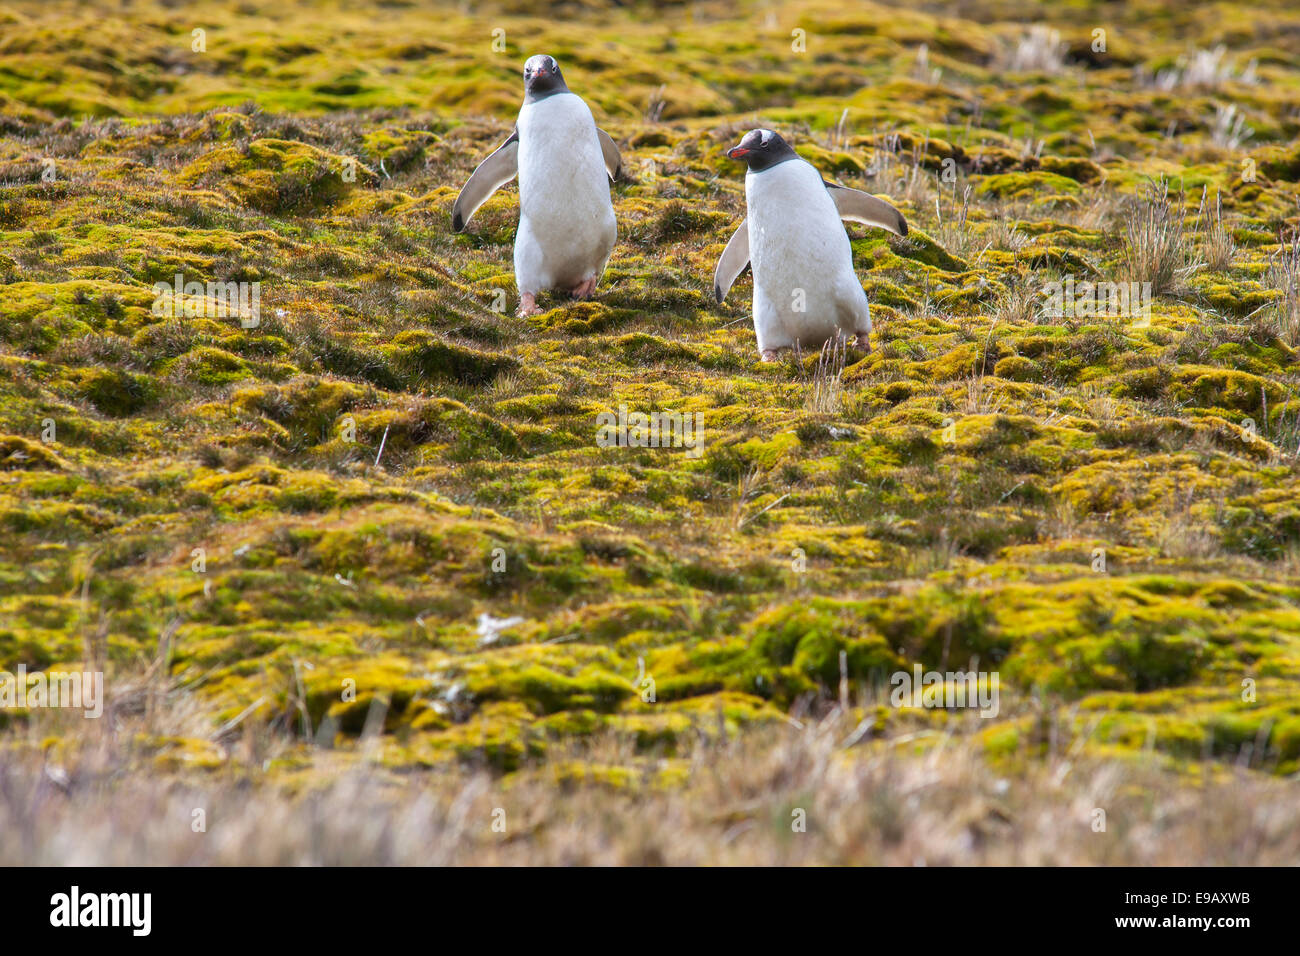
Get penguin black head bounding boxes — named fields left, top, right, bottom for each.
left=725, top=129, right=798, bottom=172
left=523, top=54, right=569, bottom=102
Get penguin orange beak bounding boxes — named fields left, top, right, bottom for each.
left=727, top=146, right=749, bottom=159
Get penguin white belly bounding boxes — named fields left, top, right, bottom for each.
left=746, top=161, right=870, bottom=353
left=514, top=93, right=617, bottom=295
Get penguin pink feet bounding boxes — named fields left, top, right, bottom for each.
left=517, top=293, right=544, bottom=317
left=760, top=349, right=780, bottom=362
left=569, top=276, right=598, bottom=300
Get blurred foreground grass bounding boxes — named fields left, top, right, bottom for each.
left=1, top=0, right=1300, bottom=861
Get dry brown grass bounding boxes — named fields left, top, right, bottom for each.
left=933, top=184, right=985, bottom=263
left=991, top=26, right=1068, bottom=76
left=6, top=705, right=1298, bottom=865
left=801, top=335, right=848, bottom=415
left=868, top=133, right=937, bottom=208
left=1198, top=187, right=1237, bottom=272
left=991, top=277, right=1040, bottom=325
left=1119, top=179, right=1203, bottom=296
left=1263, top=235, right=1300, bottom=347
left=957, top=371, right=1008, bottom=417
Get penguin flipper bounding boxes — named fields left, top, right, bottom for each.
left=713, top=218, right=750, bottom=304
left=452, top=130, right=520, bottom=233
left=824, top=182, right=908, bottom=237
left=596, top=128, right=623, bottom=182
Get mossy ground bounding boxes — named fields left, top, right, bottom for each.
left=2, top=0, right=1300, bottom=859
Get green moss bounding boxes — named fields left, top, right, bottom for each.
left=1038, top=155, right=1104, bottom=184
left=975, top=171, right=1083, bottom=199
left=383, top=330, right=519, bottom=387
left=993, top=355, right=1042, bottom=382
left=648, top=200, right=729, bottom=243
left=0, top=436, right=66, bottom=471
left=180, top=138, right=378, bottom=214
left=796, top=143, right=867, bottom=177
left=1170, top=366, right=1283, bottom=414
left=170, top=346, right=250, bottom=385
left=746, top=599, right=902, bottom=693
left=70, top=367, right=156, bottom=416
left=890, top=229, right=969, bottom=272
left=1256, top=142, right=1300, bottom=180
left=362, top=127, right=437, bottom=171
left=465, top=661, right=633, bottom=716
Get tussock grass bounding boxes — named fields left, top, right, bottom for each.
left=1263, top=235, right=1300, bottom=347
left=868, top=134, right=937, bottom=208
left=800, top=336, right=848, bottom=415
left=1198, top=187, right=1236, bottom=272
left=958, top=372, right=1007, bottom=417
left=1119, top=179, right=1202, bottom=296
left=1209, top=103, right=1253, bottom=151
left=997, top=25, right=1068, bottom=75
left=1144, top=45, right=1258, bottom=91
left=991, top=277, right=1039, bottom=325
left=933, top=185, right=983, bottom=262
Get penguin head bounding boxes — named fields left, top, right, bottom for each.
left=725, top=129, right=797, bottom=172
left=523, top=54, right=568, bottom=100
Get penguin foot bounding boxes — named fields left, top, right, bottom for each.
left=516, top=293, right=543, bottom=318
left=848, top=333, right=872, bottom=353
left=569, top=277, right=598, bottom=300
left=759, top=349, right=780, bottom=363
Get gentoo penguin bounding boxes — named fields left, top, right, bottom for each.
left=452, top=54, right=622, bottom=317
left=714, top=129, right=908, bottom=361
